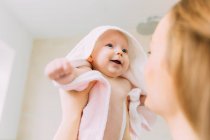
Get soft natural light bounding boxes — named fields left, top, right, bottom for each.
left=0, top=40, right=15, bottom=121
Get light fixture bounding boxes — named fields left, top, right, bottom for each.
left=136, top=16, right=161, bottom=35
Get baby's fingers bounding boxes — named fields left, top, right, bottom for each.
left=140, top=95, right=146, bottom=106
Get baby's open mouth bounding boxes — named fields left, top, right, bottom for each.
left=110, top=60, right=122, bottom=65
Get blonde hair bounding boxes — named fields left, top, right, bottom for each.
left=166, top=0, right=210, bottom=140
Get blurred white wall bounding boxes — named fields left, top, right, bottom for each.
left=0, top=4, right=33, bottom=140
left=17, top=38, right=79, bottom=140
left=0, top=41, right=15, bottom=121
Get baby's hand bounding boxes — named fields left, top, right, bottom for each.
left=45, top=58, right=75, bottom=84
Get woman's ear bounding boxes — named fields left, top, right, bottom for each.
left=87, top=55, right=93, bottom=63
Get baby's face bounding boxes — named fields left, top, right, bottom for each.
left=91, top=30, right=130, bottom=78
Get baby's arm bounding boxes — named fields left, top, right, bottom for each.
left=45, top=58, right=93, bottom=140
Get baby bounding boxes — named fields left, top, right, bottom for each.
left=45, top=26, right=155, bottom=140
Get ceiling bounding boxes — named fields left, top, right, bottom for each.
left=1, top=0, right=177, bottom=38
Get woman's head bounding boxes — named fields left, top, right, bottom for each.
left=145, top=0, right=210, bottom=139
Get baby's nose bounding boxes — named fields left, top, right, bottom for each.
left=116, top=52, right=123, bottom=56
left=114, top=47, right=123, bottom=56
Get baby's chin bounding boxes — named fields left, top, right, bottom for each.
left=96, top=64, right=129, bottom=78
left=102, top=70, right=126, bottom=78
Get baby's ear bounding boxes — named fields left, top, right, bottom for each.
left=87, top=55, right=93, bottom=63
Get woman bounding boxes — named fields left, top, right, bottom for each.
left=145, top=0, right=210, bottom=140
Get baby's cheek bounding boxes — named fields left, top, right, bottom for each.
left=124, top=62, right=129, bottom=71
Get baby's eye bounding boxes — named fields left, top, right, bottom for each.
left=122, top=48, right=128, bottom=53
left=147, top=51, right=151, bottom=55
left=105, top=43, right=113, bottom=48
